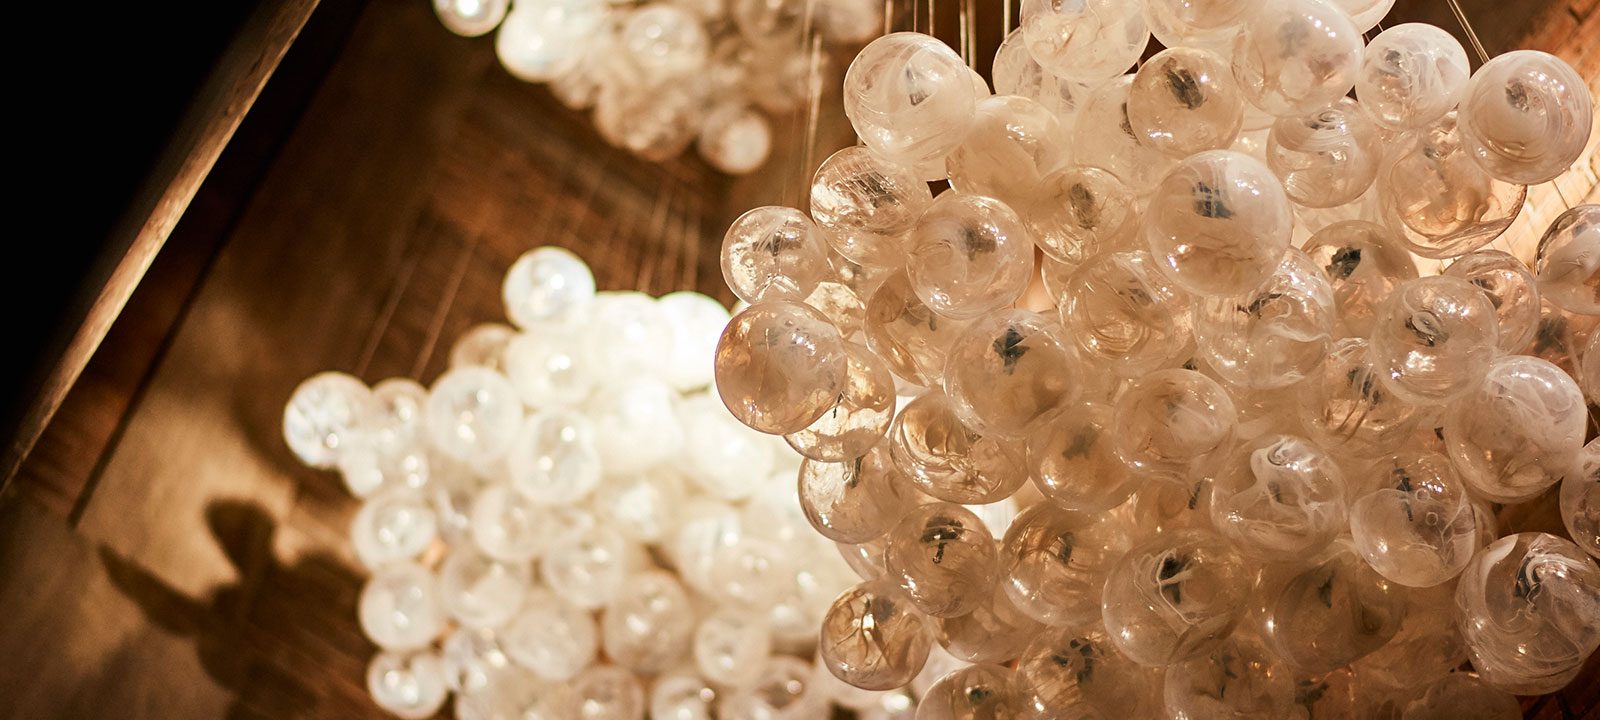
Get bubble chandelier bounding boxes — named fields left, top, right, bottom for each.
left=713, top=0, right=1600, bottom=716
left=282, top=247, right=918, bottom=719
left=431, top=0, right=886, bottom=173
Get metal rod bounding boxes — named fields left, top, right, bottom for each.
left=1444, top=0, right=1491, bottom=64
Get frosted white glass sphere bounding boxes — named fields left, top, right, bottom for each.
left=438, top=547, right=529, bottom=630
left=506, top=409, right=602, bottom=506
left=359, top=561, right=445, bottom=651
left=425, top=367, right=523, bottom=465
left=367, top=650, right=449, bottom=720
left=351, top=490, right=438, bottom=571
left=588, top=377, right=684, bottom=476
left=434, top=0, right=509, bottom=37
left=505, top=325, right=595, bottom=408
left=693, top=609, right=773, bottom=687
left=469, top=482, right=554, bottom=563
left=584, top=291, right=675, bottom=380
left=495, top=0, right=607, bottom=83
left=503, top=246, right=597, bottom=327
left=542, top=524, right=630, bottom=609
left=503, top=588, right=599, bottom=681
left=658, top=291, right=732, bottom=392
left=620, top=5, right=709, bottom=80
left=698, top=104, right=772, bottom=175
left=843, top=33, right=977, bottom=171
left=284, top=371, right=375, bottom=469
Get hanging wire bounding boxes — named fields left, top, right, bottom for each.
left=928, top=0, right=935, bottom=38
left=802, top=34, right=826, bottom=213
left=959, top=0, right=971, bottom=68
left=884, top=0, right=893, bottom=35
left=1444, top=0, right=1491, bottom=64
left=1004, top=0, right=1014, bottom=37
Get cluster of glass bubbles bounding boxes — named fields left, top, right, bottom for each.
left=432, top=0, right=883, bottom=173
left=283, top=246, right=913, bottom=719
left=714, top=0, right=1600, bottom=716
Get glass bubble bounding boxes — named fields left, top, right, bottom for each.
left=721, top=206, right=830, bottom=305
left=1023, top=166, right=1137, bottom=265
left=426, top=367, right=523, bottom=465
left=906, top=194, right=1034, bottom=320
left=679, top=393, right=775, bottom=501
left=1230, top=0, right=1362, bottom=117
left=1100, top=529, right=1251, bottom=666
left=1455, top=532, right=1600, bottom=694
left=1371, top=276, right=1500, bottom=405
left=1264, top=545, right=1407, bottom=673
left=584, top=292, right=676, bottom=381
left=1059, top=250, right=1195, bottom=375
left=1354, top=581, right=1468, bottom=691
left=991, top=28, right=1086, bottom=130
left=942, top=309, right=1077, bottom=436
left=569, top=664, right=645, bottom=720
left=839, top=535, right=890, bottom=581
left=1302, top=221, right=1419, bottom=337
left=799, top=443, right=915, bottom=544
left=1534, top=204, right=1600, bottom=315
left=1144, top=149, right=1293, bottom=298
left=1357, top=24, right=1470, bottom=130
left=1129, top=47, right=1246, bottom=158
left=1299, top=337, right=1420, bottom=459
left=786, top=343, right=897, bottom=462
left=1001, top=501, right=1128, bottom=627
left=368, top=649, right=449, bottom=719
left=503, top=246, right=596, bottom=328
left=450, top=324, right=515, bottom=372
left=502, top=588, right=597, bottom=681
left=1019, top=0, right=1148, bottom=82
left=720, top=656, right=827, bottom=720
left=816, top=0, right=883, bottom=42
left=1162, top=635, right=1294, bottom=720
left=1348, top=450, right=1480, bottom=587
left=435, top=0, right=508, bottom=36
left=587, top=376, right=682, bottom=475
left=1378, top=112, right=1527, bottom=259
left=591, top=469, right=680, bottom=544
left=495, top=0, right=606, bottom=83
left=593, top=79, right=706, bottom=161
left=1026, top=401, right=1142, bottom=513
left=284, top=371, right=375, bottom=470
left=649, top=669, right=718, bottom=720
left=934, top=584, right=1039, bottom=664
left=708, top=535, right=796, bottom=609
left=715, top=300, right=847, bottom=434
left=1267, top=97, right=1382, bottom=208
left=1564, top=438, right=1600, bottom=559
left=810, top=146, right=934, bottom=267
left=438, top=547, right=528, bottom=629
left=1443, top=355, right=1586, bottom=503
left=916, top=664, right=1022, bottom=720
left=946, top=95, right=1066, bottom=205
left=506, top=409, right=601, bottom=506
left=1112, top=369, right=1238, bottom=482
left=1194, top=247, right=1336, bottom=389
left=865, top=273, right=974, bottom=387
left=359, top=561, right=444, bottom=651
left=602, top=570, right=696, bottom=674
left=885, top=502, right=999, bottom=617
left=619, top=4, right=708, bottom=80
left=888, top=391, right=1028, bottom=505
left=440, top=626, right=514, bottom=697
left=843, top=32, right=977, bottom=170
left=1458, top=50, right=1594, bottom=184
left=1402, top=673, right=1521, bottom=720
left=470, top=482, right=554, bottom=563
left=820, top=577, right=933, bottom=691
left=1072, top=75, right=1178, bottom=192
left=1143, top=0, right=1264, bottom=49
left=691, top=609, right=772, bottom=688
left=1015, top=625, right=1160, bottom=719
left=1210, top=434, right=1347, bottom=560
left=542, top=524, right=628, bottom=609
left=698, top=103, right=771, bottom=175
left=504, top=325, right=594, bottom=408
left=351, top=489, right=438, bottom=571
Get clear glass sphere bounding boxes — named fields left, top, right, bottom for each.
left=714, top=300, right=848, bottom=434
left=1142, top=0, right=1264, bottom=50
left=945, top=95, right=1066, bottom=205
left=1059, top=250, right=1195, bottom=375
left=1378, top=112, right=1527, bottom=259
left=542, top=524, right=629, bottom=610
left=1357, top=24, right=1470, bottom=130
left=1348, top=450, right=1480, bottom=587
left=698, top=103, right=772, bottom=175
left=785, top=343, right=897, bottom=462
left=619, top=5, right=708, bottom=80
left=359, top=561, right=444, bottom=651
left=888, top=391, right=1028, bottom=504
left=367, top=650, right=450, bottom=720
left=820, top=577, right=933, bottom=691
left=1129, top=47, right=1246, bottom=157
left=1230, top=0, right=1363, bottom=117
left=1402, top=673, right=1522, bottom=720
left=1112, top=369, right=1238, bottom=482
left=587, top=376, right=683, bottom=475
left=1001, top=501, right=1129, bottom=627
left=907, top=193, right=1034, bottom=320
left=933, top=584, right=1039, bottom=664
left=1262, top=544, right=1407, bottom=673
left=991, top=27, right=1086, bottom=130
left=450, top=323, right=516, bottom=372
left=1299, top=337, right=1421, bottom=459
left=1025, top=401, right=1142, bottom=513
left=1023, top=165, right=1137, bottom=265
left=1267, top=97, right=1382, bottom=208
left=1454, top=532, right=1600, bottom=694
left=437, top=547, right=528, bottom=629
left=1210, top=434, right=1347, bottom=560
left=720, top=656, right=828, bottom=720
left=649, top=669, right=718, bottom=720
left=1020, top=0, right=1149, bottom=82
left=678, top=393, right=775, bottom=501
left=1370, top=275, right=1500, bottom=405
left=1534, top=204, right=1600, bottom=315
left=1458, top=50, right=1594, bottom=184
left=1194, top=247, right=1336, bottom=389
left=721, top=206, right=830, bottom=305
left=1101, top=529, right=1251, bottom=666
left=1162, top=635, right=1294, bottom=720
left=1143, top=149, right=1293, bottom=298
left=502, top=588, right=598, bottom=681
left=1072, top=75, right=1178, bottom=192
left=799, top=442, right=915, bottom=544
left=843, top=32, right=978, bottom=170
left=659, top=291, right=732, bottom=392
left=885, top=502, right=1000, bottom=617
left=942, top=309, right=1077, bottom=437
left=1443, top=355, right=1587, bottom=503
left=284, top=371, right=375, bottom=470
left=350, top=489, right=437, bottom=571
left=1443, top=249, right=1542, bottom=353
left=1015, top=626, right=1160, bottom=718
left=810, top=146, right=935, bottom=267
left=916, top=664, right=1023, bottom=720
left=864, top=272, right=973, bottom=387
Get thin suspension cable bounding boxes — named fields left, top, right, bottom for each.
left=1444, top=0, right=1490, bottom=64
left=1004, top=0, right=1014, bottom=37
left=884, top=0, right=893, bottom=35
left=803, top=34, right=826, bottom=210
left=928, top=0, right=935, bottom=38
left=967, top=0, right=977, bottom=71
left=959, top=0, right=971, bottom=68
